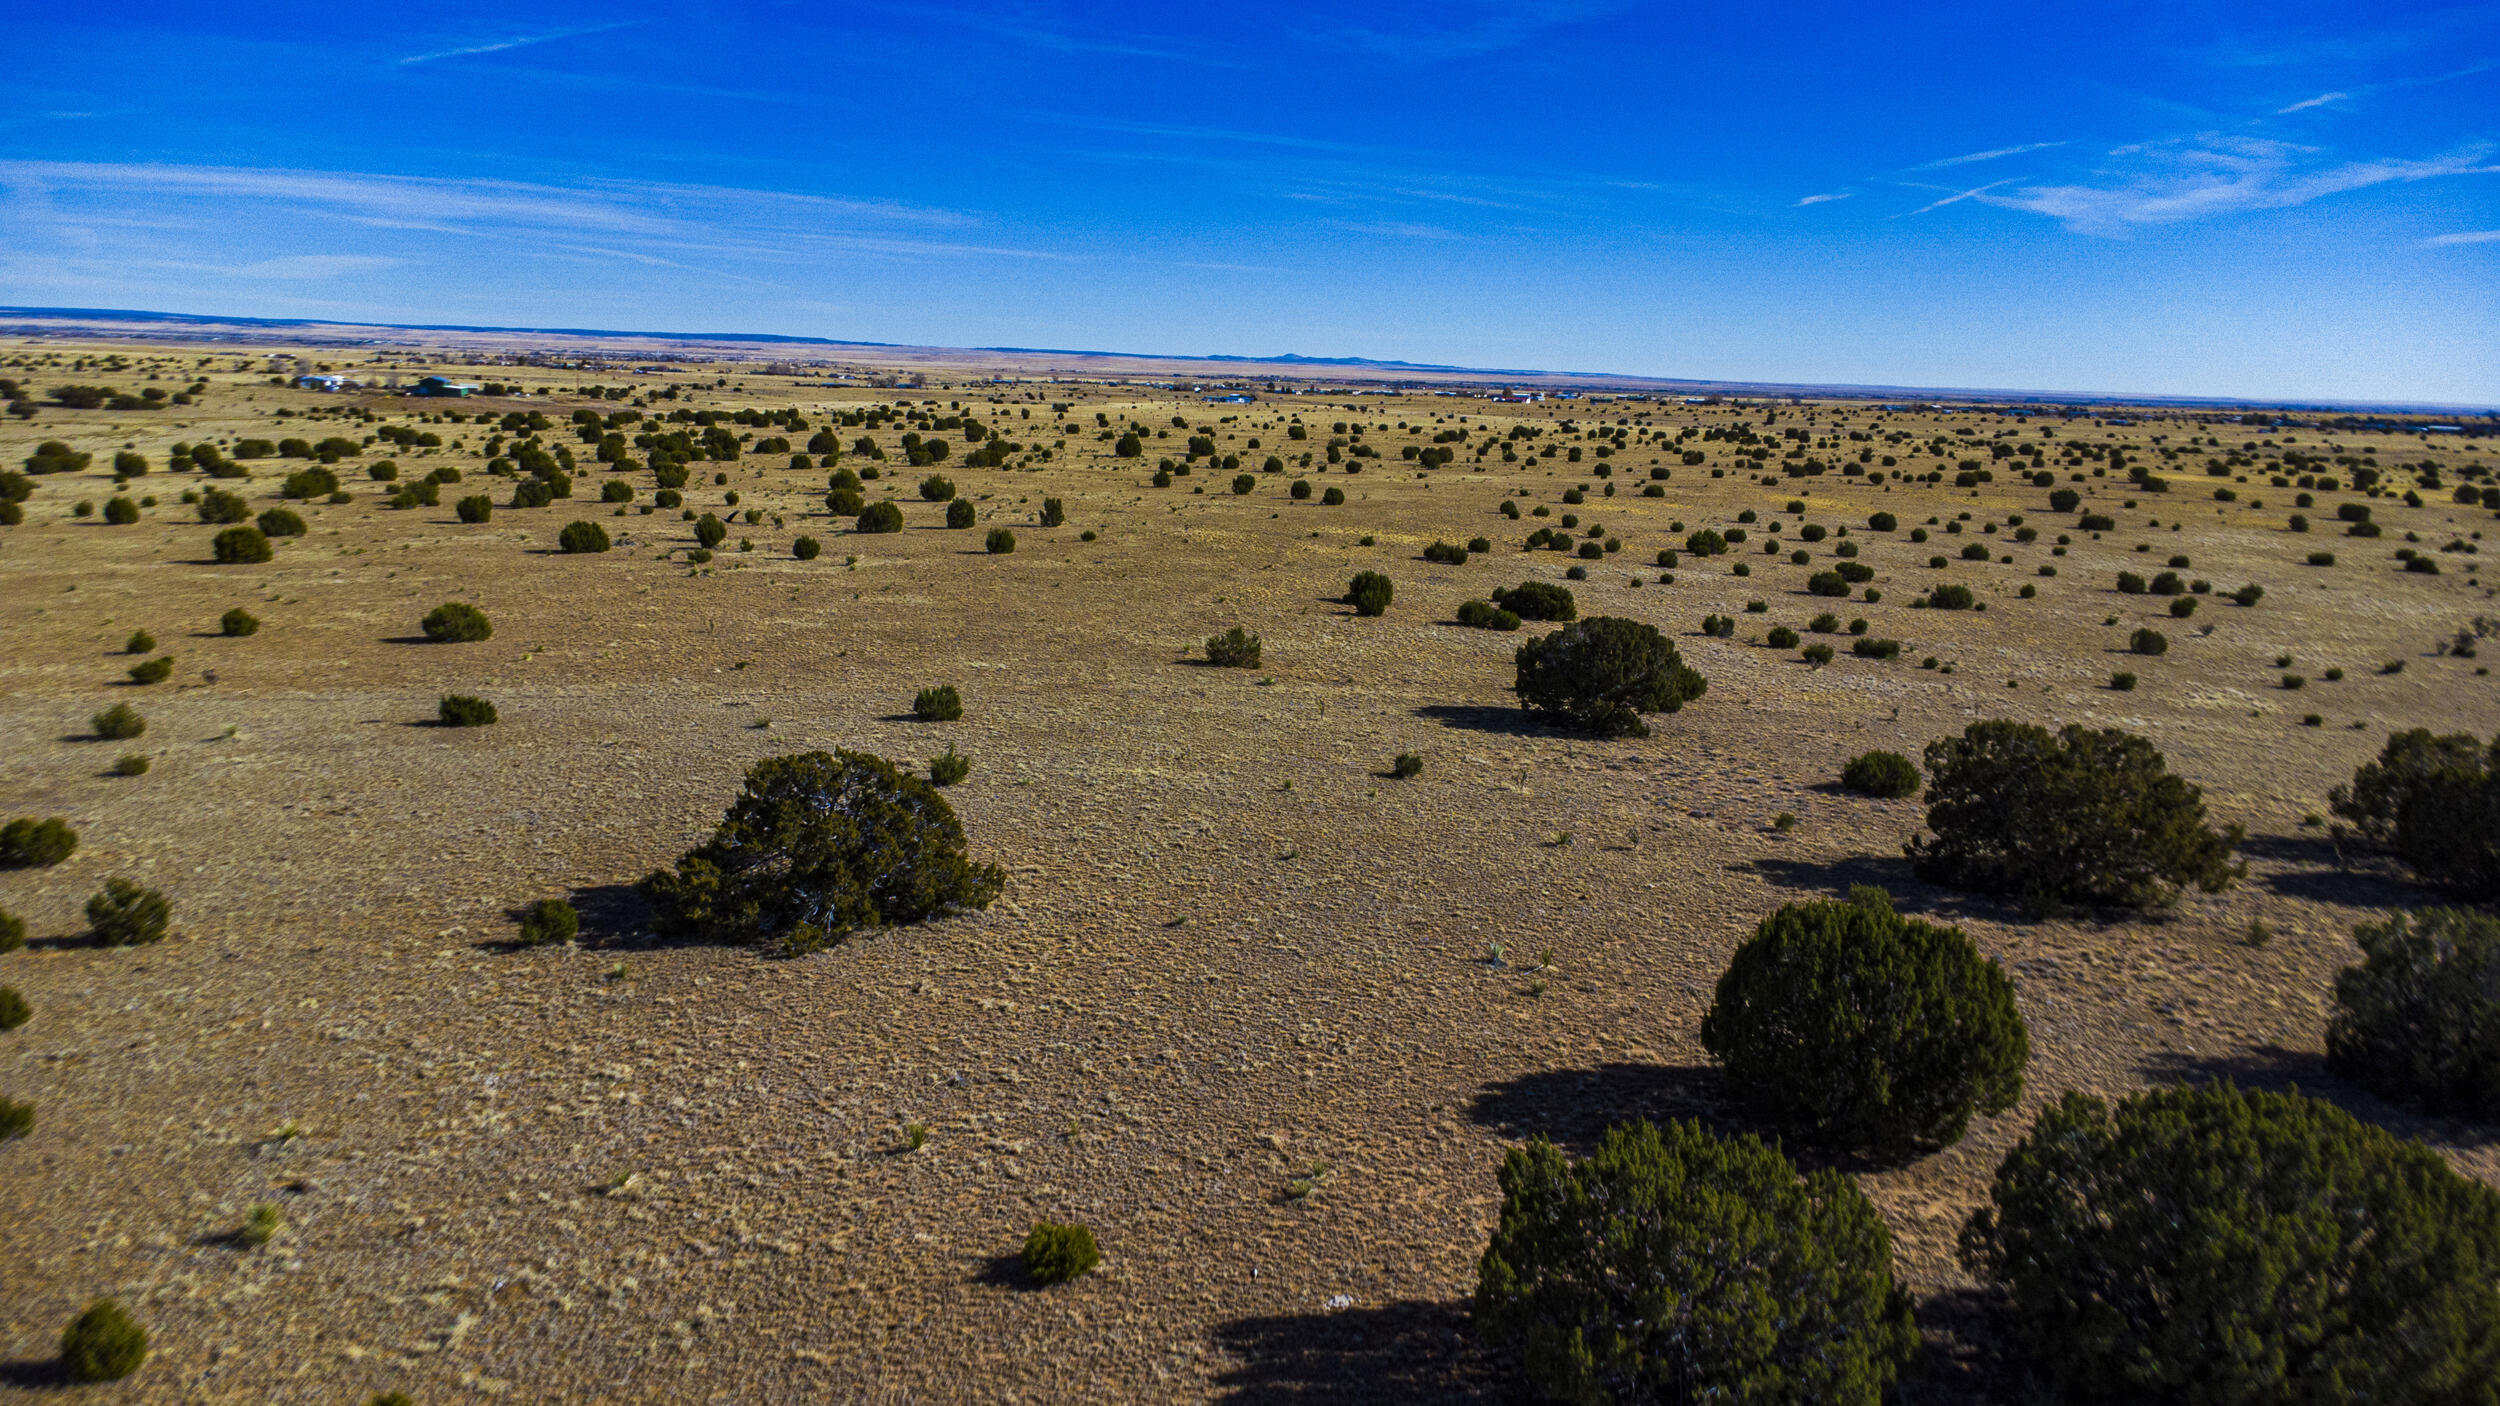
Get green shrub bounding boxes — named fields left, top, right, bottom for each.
left=913, top=685, right=963, bottom=722
left=515, top=897, right=578, bottom=946
left=124, top=629, right=155, bottom=654
left=2330, top=729, right=2500, bottom=898
left=0, top=816, right=77, bottom=867
left=1961, top=1082, right=2500, bottom=1404
left=255, top=509, right=307, bottom=545
left=1039, top=497, right=1065, bottom=527
left=1802, top=642, right=1835, bottom=664
left=919, top=474, right=956, bottom=502
left=1206, top=626, right=1262, bottom=668
left=794, top=535, right=823, bottom=560
left=1022, top=1222, right=1100, bottom=1284
left=439, top=694, right=497, bottom=727
left=1806, top=569, right=1850, bottom=597
left=1911, top=720, right=2242, bottom=909
left=1841, top=750, right=1921, bottom=798
left=1456, top=600, right=1522, bottom=630
left=928, top=746, right=970, bottom=786
left=197, top=488, right=250, bottom=523
left=421, top=602, right=493, bottom=643
left=220, top=607, right=260, bottom=637
left=456, top=494, right=492, bottom=523
left=1391, top=752, right=1423, bottom=779
left=0, top=1092, right=30, bottom=1141
left=1347, top=571, right=1394, bottom=616
left=2327, top=907, right=2500, bottom=1119
left=1322, top=486, right=1345, bottom=505
left=694, top=513, right=728, bottom=549
left=984, top=526, right=1015, bottom=553
left=91, top=703, right=144, bottom=740
left=856, top=500, right=903, bottom=533
left=639, top=750, right=1004, bottom=948
left=86, top=877, right=170, bottom=945
left=826, top=486, right=865, bottom=515
left=1424, top=540, right=1469, bottom=565
left=558, top=519, right=611, bottom=554
left=212, top=525, right=272, bottom=563
left=1868, top=511, right=1898, bottom=531
left=943, top=498, right=974, bottom=529
left=600, top=478, right=634, bottom=503
left=1766, top=625, right=1800, bottom=648
left=1704, top=898, right=2026, bottom=1153
left=0, top=908, right=22, bottom=953
left=104, top=495, right=139, bottom=524
left=239, top=1203, right=283, bottom=1249
left=61, top=1298, right=148, bottom=1382
left=280, top=466, right=339, bottom=500
left=2111, top=670, right=2137, bottom=691
left=1477, top=1120, right=1916, bottom=1405
left=1491, top=580, right=1575, bottom=621
left=2130, top=627, right=2168, bottom=655
left=127, top=655, right=173, bottom=685
left=0, top=985, right=28, bottom=1031
left=1701, top=613, right=1735, bottom=638
left=1515, top=616, right=1706, bottom=737
left=110, top=754, right=148, bottom=777
left=1851, top=637, right=1900, bottom=659
left=510, top=478, right=551, bottom=508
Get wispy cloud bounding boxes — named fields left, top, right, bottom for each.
left=236, top=254, right=398, bottom=280
left=1911, top=141, right=2066, bottom=171
left=1973, top=135, right=2500, bottom=234
left=1297, top=1, right=1633, bottom=63
left=2275, top=91, right=2348, bottom=114
left=1794, top=192, right=1850, bottom=206
left=1328, top=219, right=1463, bottom=240
left=1905, top=180, right=2017, bottom=216
left=399, top=22, right=642, bottom=66
left=2424, top=229, right=2500, bottom=246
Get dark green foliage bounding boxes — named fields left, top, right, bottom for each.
left=1039, top=497, right=1065, bottom=527
left=26, top=440, right=92, bottom=473
left=1023, top=1222, right=1100, bottom=1284
left=1231, top=472, right=1255, bottom=495
left=124, top=629, right=155, bottom=654
left=2168, top=596, right=2197, bottom=618
left=1515, top=616, right=1706, bottom=738
left=639, top=750, right=1004, bottom=949
left=1961, top=1082, right=2500, bottom=1404
left=1322, top=486, right=1345, bottom=505
left=2328, top=907, right=2500, bottom=1120
left=945, top=498, right=976, bottom=529
left=1476, top=1119, right=1917, bottom=1406
left=856, top=500, right=903, bottom=533
left=110, top=754, right=148, bottom=777
left=913, top=685, right=963, bottom=722
left=600, top=477, right=634, bottom=503
left=127, top=655, right=173, bottom=685
left=2330, top=729, right=2500, bottom=898
left=826, top=486, right=865, bottom=515
left=422, top=602, right=492, bottom=643
left=1424, top=540, right=1470, bottom=564
left=197, top=488, right=249, bottom=524
left=1686, top=528, right=1728, bottom=555
left=694, top=513, right=728, bottom=549
left=280, top=466, right=338, bottom=500
left=103, top=495, right=139, bottom=524
left=61, top=1299, right=148, bottom=1382
left=212, top=525, right=272, bottom=563
left=1290, top=478, right=1312, bottom=499
left=86, top=877, right=170, bottom=945
left=1206, top=626, right=1262, bottom=667
left=558, top=519, right=611, bottom=554
left=438, top=694, right=497, bottom=727
left=220, top=607, right=260, bottom=637
left=0, top=1094, right=29, bottom=1139
left=1347, top=571, right=1394, bottom=616
left=928, top=746, right=970, bottom=786
left=2111, top=671, right=2137, bottom=691
left=510, top=478, right=552, bottom=508
left=1, top=816, right=77, bottom=867
left=1841, top=750, right=1920, bottom=798
left=1704, top=899, right=2026, bottom=1153
left=2231, top=583, right=2264, bottom=606
left=984, top=526, right=1015, bottom=553
left=515, top=898, right=577, bottom=946
left=1457, top=599, right=1522, bottom=630
left=1851, top=637, right=1900, bottom=659
left=2129, top=627, right=2168, bottom=656
left=90, top=699, right=145, bottom=739
left=0, top=908, right=22, bottom=953
left=0, top=985, right=26, bottom=1031
left=919, top=474, right=956, bottom=502
left=1766, top=625, right=1800, bottom=648
left=456, top=494, right=492, bottom=523
left=1807, top=570, right=1850, bottom=597
left=1491, top=580, right=1575, bottom=621
left=2048, top=489, right=2080, bottom=512
left=1391, top=752, right=1424, bottom=779
left=1911, top=720, right=2242, bottom=910
left=792, top=535, right=822, bottom=561
left=1701, top=614, right=1735, bottom=638
left=1928, top=583, right=1975, bottom=610
left=1867, top=511, right=1898, bottom=531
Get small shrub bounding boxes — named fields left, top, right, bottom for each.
left=982, top=526, right=1015, bottom=554
left=856, top=500, right=903, bottom=533
left=2110, top=670, right=2137, bottom=691
left=86, top=877, right=170, bottom=945
left=2168, top=596, right=2197, bottom=618
left=1911, top=720, right=2241, bottom=909
left=438, top=694, right=498, bottom=727
left=0, top=985, right=27, bottom=1030
left=2307, top=550, right=2336, bottom=566
left=1851, top=637, right=1900, bottom=659
left=1701, top=613, right=1735, bottom=638
left=913, top=685, right=964, bottom=722
left=212, top=525, right=272, bottom=563
left=1347, top=570, right=1394, bottom=616
left=219, top=606, right=260, bottom=637
left=1515, top=616, right=1706, bottom=737
left=421, top=602, right=493, bottom=643
left=239, top=1203, right=283, bottom=1249
left=1, top=816, right=77, bottom=867
left=946, top=498, right=976, bottom=528
left=1491, top=580, right=1575, bottom=621
left=1424, top=539, right=1469, bottom=565
left=110, top=754, right=149, bottom=776
left=1961, top=1082, right=2500, bottom=1403
left=1766, top=625, right=1800, bottom=648
left=2329, top=728, right=2500, bottom=898
left=2327, top=907, right=2500, bottom=1120
left=456, top=494, right=492, bottom=523
left=124, top=629, right=156, bottom=654
left=1391, top=752, right=1423, bottom=779
left=1322, top=486, right=1345, bottom=505
left=1039, top=497, right=1065, bottom=527
left=919, top=474, right=956, bottom=502
left=126, top=655, right=173, bottom=685
left=0, top=1095, right=29, bottom=1140
left=1840, top=750, right=1920, bottom=798
left=1206, top=626, right=1262, bottom=667
left=91, top=703, right=145, bottom=740
left=928, top=746, right=970, bottom=786
left=1802, top=642, right=1835, bottom=664
left=1704, top=899, right=2027, bottom=1153
left=559, top=519, right=612, bottom=553
left=639, top=750, right=1004, bottom=947
left=1477, top=1120, right=1916, bottom=1405
left=793, top=535, right=822, bottom=560
left=516, top=897, right=578, bottom=946
left=197, top=488, right=250, bottom=523
left=694, top=513, right=728, bottom=549
left=2130, top=627, right=2168, bottom=656
left=1022, top=1222, right=1100, bottom=1284
left=1928, top=583, right=1975, bottom=610
left=0, top=908, right=22, bottom=953
left=1807, top=569, right=1850, bottom=597
left=1456, top=600, right=1522, bottom=630
left=103, top=495, right=139, bottom=524
left=61, top=1299, right=148, bottom=1382
left=256, top=507, right=306, bottom=538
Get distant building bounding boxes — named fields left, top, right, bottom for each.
left=1203, top=393, right=1256, bottom=404
left=293, top=374, right=359, bottom=392
left=412, top=376, right=480, bottom=398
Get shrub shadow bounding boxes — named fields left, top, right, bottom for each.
left=1210, top=1300, right=1517, bottom=1405
left=972, top=1253, right=1057, bottom=1291
left=1413, top=704, right=1549, bottom=738
left=2257, top=862, right=2421, bottom=908
left=1898, top=1287, right=2034, bottom=1406
left=0, top=1358, right=65, bottom=1388
left=2139, top=1047, right=2497, bottom=1150
left=379, top=635, right=439, bottom=646
left=1470, top=1063, right=1732, bottom=1156
left=2234, top=831, right=2341, bottom=865
left=564, top=882, right=660, bottom=949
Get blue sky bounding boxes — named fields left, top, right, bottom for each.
left=1, top=1, right=2494, bottom=404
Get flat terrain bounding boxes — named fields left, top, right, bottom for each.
left=1, top=341, right=2495, bottom=1402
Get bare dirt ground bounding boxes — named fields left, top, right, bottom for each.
left=1, top=340, right=2495, bottom=1403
